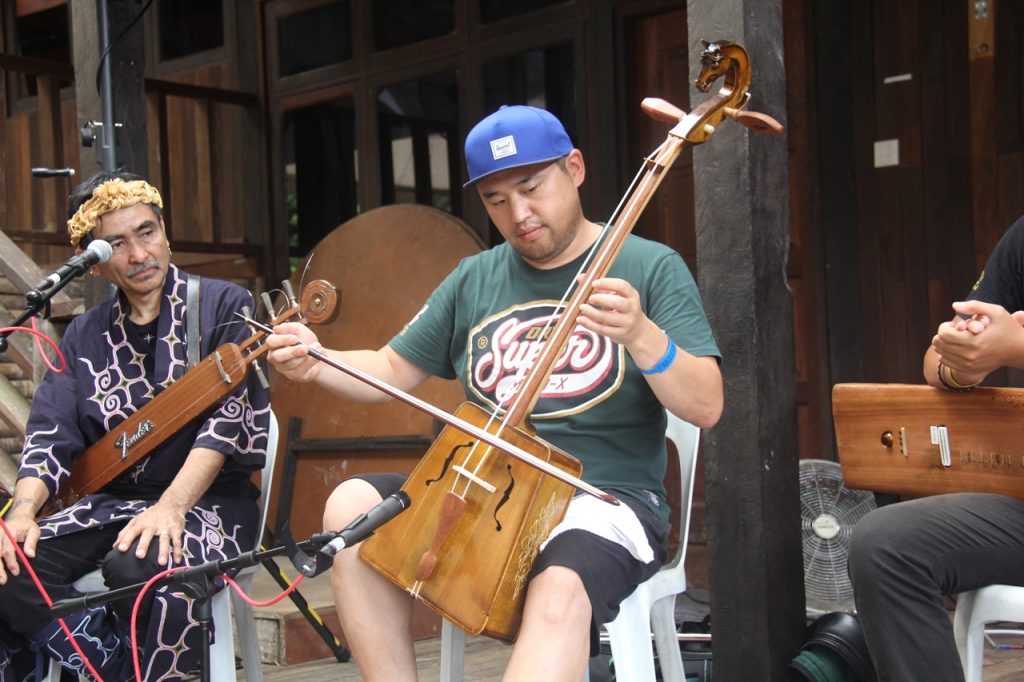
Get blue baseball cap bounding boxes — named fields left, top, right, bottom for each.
left=464, top=105, right=573, bottom=186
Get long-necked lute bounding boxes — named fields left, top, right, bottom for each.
left=51, top=280, right=337, bottom=511
left=347, top=40, right=783, bottom=641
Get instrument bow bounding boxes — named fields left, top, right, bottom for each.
left=359, top=40, right=780, bottom=640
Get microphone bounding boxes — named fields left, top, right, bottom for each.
left=319, top=491, right=411, bottom=558
left=33, top=239, right=112, bottom=291
left=31, top=167, right=76, bottom=177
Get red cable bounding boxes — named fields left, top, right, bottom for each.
left=4, top=506, right=305, bottom=681
left=0, top=324, right=65, bottom=373
left=127, top=565, right=306, bottom=680
left=28, top=318, right=65, bottom=373
left=224, top=570, right=305, bottom=607
left=0, top=516, right=105, bottom=682
left=129, top=565, right=183, bottom=682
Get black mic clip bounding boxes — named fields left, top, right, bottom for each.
left=23, top=289, right=51, bottom=317
left=289, top=491, right=412, bottom=579
left=278, top=522, right=327, bottom=578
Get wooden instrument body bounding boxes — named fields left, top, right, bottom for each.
left=832, top=383, right=1024, bottom=499
left=54, top=343, right=248, bottom=509
left=359, top=401, right=580, bottom=640
left=351, top=47, right=781, bottom=643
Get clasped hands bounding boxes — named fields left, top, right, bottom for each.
left=932, top=300, right=1024, bottom=385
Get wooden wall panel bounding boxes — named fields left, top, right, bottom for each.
left=142, top=63, right=262, bottom=263
left=922, top=5, right=973, bottom=331
left=166, top=98, right=202, bottom=241
left=849, top=0, right=884, bottom=381
left=993, top=2, right=1024, bottom=234
left=617, top=4, right=694, bottom=265
left=809, top=0, right=1024, bottom=416
left=784, top=0, right=833, bottom=459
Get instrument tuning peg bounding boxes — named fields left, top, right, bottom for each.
left=641, top=97, right=783, bottom=136
left=723, top=107, right=783, bottom=135
left=282, top=280, right=299, bottom=309
left=241, top=305, right=255, bottom=329
left=260, top=292, right=275, bottom=318
left=252, top=358, right=270, bottom=390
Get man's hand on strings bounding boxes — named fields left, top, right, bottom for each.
left=265, top=321, right=323, bottom=382
left=578, top=277, right=649, bottom=346
left=113, top=501, right=186, bottom=567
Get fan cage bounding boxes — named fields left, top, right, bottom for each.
left=800, top=459, right=877, bottom=614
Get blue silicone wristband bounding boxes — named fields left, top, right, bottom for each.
left=638, top=332, right=677, bottom=375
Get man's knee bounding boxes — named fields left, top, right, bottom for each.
left=101, top=544, right=161, bottom=589
left=0, top=571, right=52, bottom=636
left=525, top=566, right=591, bottom=627
left=323, top=478, right=383, bottom=532
left=849, top=505, right=913, bottom=582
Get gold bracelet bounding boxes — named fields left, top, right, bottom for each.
left=938, top=362, right=979, bottom=391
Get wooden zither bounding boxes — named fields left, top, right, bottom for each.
left=832, top=383, right=1024, bottom=500
left=53, top=280, right=338, bottom=511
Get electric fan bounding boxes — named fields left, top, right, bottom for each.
left=799, top=459, right=877, bottom=615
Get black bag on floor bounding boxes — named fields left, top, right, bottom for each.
left=790, top=612, right=876, bottom=682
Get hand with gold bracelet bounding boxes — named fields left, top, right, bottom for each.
left=926, top=300, right=1024, bottom=390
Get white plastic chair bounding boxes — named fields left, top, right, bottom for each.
left=47, top=410, right=279, bottom=682
left=439, top=413, right=702, bottom=682
left=953, top=584, right=1024, bottom=682
left=601, top=413, right=701, bottom=682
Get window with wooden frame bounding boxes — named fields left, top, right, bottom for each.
left=4, top=0, right=72, bottom=107
left=157, top=0, right=225, bottom=62
left=263, top=0, right=591, bottom=278
left=150, top=0, right=231, bottom=74
left=281, top=94, right=358, bottom=269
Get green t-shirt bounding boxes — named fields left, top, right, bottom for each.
left=389, top=233, right=720, bottom=521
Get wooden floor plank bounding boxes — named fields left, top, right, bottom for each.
left=240, top=629, right=1024, bottom=681
left=245, top=635, right=512, bottom=681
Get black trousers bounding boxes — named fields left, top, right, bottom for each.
left=0, top=521, right=173, bottom=681
left=0, top=520, right=173, bottom=637
left=848, top=493, right=1024, bottom=682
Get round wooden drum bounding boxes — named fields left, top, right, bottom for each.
left=268, top=205, right=484, bottom=537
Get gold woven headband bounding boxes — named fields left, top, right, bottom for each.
left=67, top=179, right=164, bottom=247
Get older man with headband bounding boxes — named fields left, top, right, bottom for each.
left=0, top=170, right=270, bottom=681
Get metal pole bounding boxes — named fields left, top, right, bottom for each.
left=97, top=0, right=117, bottom=171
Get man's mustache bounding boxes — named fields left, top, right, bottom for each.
left=126, top=259, right=161, bottom=277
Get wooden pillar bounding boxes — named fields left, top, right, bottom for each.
left=686, top=1, right=806, bottom=679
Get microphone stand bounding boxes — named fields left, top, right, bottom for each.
left=0, top=274, right=80, bottom=354
left=50, top=529, right=341, bottom=682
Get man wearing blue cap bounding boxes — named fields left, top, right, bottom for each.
left=266, top=105, right=723, bottom=680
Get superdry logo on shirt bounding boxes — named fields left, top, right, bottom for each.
left=467, top=303, right=623, bottom=418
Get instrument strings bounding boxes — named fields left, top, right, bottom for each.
left=449, top=152, right=658, bottom=499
